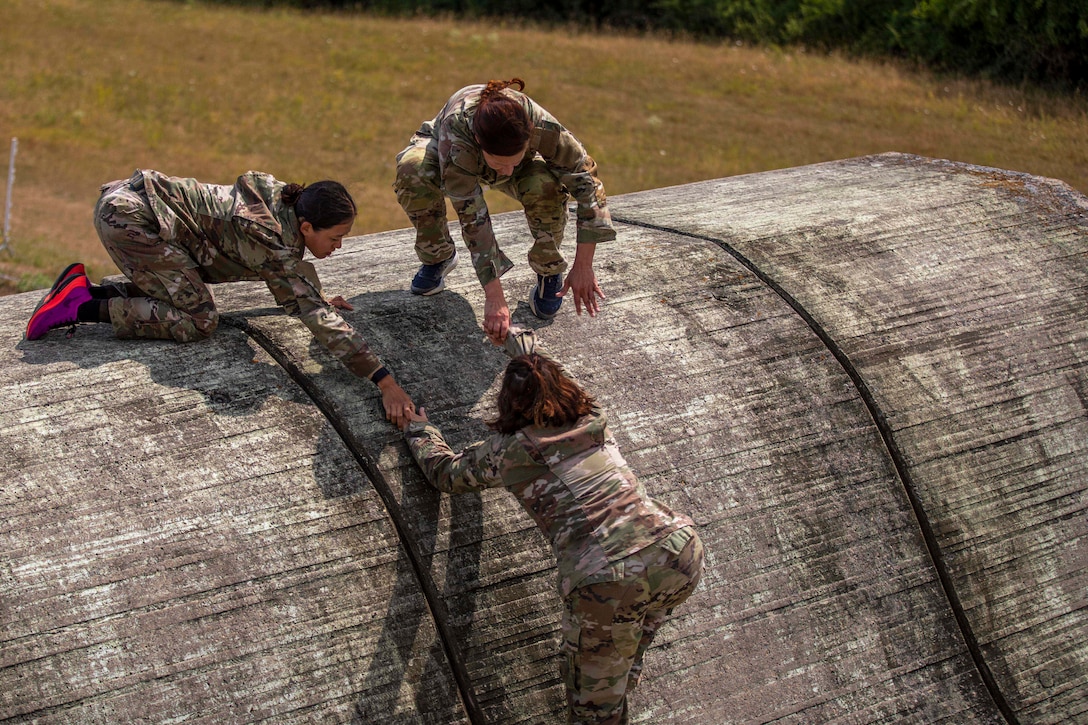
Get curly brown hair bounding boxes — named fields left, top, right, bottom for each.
left=490, top=353, right=596, bottom=434
left=472, top=78, right=531, bottom=157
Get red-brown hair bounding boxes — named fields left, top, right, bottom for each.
left=472, top=78, right=531, bottom=156
left=490, top=353, right=596, bottom=434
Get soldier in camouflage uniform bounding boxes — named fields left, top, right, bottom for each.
left=400, top=328, right=704, bottom=724
left=25, top=169, right=415, bottom=425
left=394, top=78, right=616, bottom=343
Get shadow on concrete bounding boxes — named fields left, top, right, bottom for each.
left=288, top=289, right=512, bottom=722
left=13, top=288, right=504, bottom=721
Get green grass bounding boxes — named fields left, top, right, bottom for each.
left=1, top=0, right=1086, bottom=294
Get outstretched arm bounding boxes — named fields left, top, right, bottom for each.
left=262, top=263, right=414, bottom=427
left=558, top=242, right=605, bottom=317
left=401, top=407, right=533, bottom=494
left=483, top=278, right=511, bottom=345
left=497, top=327, right=580, bottom=386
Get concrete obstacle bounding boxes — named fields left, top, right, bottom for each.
left=1, top=153, right=1085, bottom=723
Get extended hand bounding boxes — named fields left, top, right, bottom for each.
left=378, top=377, right=414, bottom=428
left=327, top=295, right=354, bottom=311
left=483, top=279, right=511, bottom=344
left=559, top=262, right=605, bottom=317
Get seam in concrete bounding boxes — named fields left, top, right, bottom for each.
left=613, top=216, right=1019, bottom=725
left=222, top=316, right=484, bottom=725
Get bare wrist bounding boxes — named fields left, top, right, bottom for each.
left=483, top=279, right=506, bottom=301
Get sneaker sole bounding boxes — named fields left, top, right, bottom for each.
left=411, top=278, right=446, bottom=296
left=410, top=253, right=458, bottom=296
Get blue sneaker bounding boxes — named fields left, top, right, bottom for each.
left=529, top=273, right=564, bottom=319
left=410, top=250, right=458, bottom=296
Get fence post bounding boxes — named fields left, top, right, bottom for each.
left=2, top=137, right=17, bottom=255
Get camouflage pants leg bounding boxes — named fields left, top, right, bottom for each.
left=494, top=158, right=570, bottom=277
left=394, top=137, right=456, bottom=265
left=93, top=181, right=219, bottom=342
left=561, top=527, right=705, bottom=725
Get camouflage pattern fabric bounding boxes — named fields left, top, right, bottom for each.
left=404, top=329, right=702, bottom=720
left=563, top=526, right=704, bottom=724
left=394, top=85, right=616, bottom=287
left=93, top=170, right=384, bottom=379
left=94, top=179, right=219, bottom=342
left=404, top=329, right=694, bottom=597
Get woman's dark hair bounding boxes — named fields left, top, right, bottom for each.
left=490, top=353, right=596, bottom=434
left=472, top=78, right=531, bottom=157
left=282, top=180, right=357, bottom=230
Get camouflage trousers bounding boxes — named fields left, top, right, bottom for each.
left=93, top=180, right=219, bottom=342
left=561, top=526, right=705, bottom=725
left=394, top=137, right=570, bottom=280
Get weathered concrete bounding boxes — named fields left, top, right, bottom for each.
left=1, top=153, right=1085, bottom=724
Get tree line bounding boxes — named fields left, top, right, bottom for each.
left=206, top=0, right=1088, bottom=91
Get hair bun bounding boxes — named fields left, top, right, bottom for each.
left=281, top=182, right=306, bottom=207
left=480, top=77, right=525, bottom=103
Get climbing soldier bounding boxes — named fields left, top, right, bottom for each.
left=394, top=78, right=615, bottom=344
left=25, top=169, right=415, bottom=426
left=400, top=327, right=704, bottom=724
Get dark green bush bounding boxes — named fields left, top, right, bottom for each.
left=898, top=0, right=1088, bottom=87
left=190, top=0, right=1088, bottom=90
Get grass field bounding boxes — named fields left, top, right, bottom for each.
left=1, top=0, right=1086, bottom=295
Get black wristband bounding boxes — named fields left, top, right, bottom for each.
left=370, top=366, right=390, bottom=385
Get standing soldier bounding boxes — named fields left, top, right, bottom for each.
left=394, top=78, right=615, bottom=344
left=25, top=169, right=415, bottom=426
left=400, top=327, right=704, bottom=724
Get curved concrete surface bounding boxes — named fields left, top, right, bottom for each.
left=1, top=153, right=1085, bottom=724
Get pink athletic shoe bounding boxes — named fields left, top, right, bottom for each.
left=34, top=263, right=86, bottom=308
left=25, top=264, right=92, bottom=340
left=26, top=264, right=85, bottom=325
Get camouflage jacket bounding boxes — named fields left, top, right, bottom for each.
left=416, top=85, right=616, bottom=284
left=404, top=329, right=692, bottom=596
left=130, top=169, right=384, bottom=380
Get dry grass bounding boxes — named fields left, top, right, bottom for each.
left=2, top=0, right=1086, bottom=294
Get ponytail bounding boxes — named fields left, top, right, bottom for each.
left=473, top=78, right=531, bottom=157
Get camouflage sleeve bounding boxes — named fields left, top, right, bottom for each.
left=265, top=260, right=321, bottom=314
left=502, top=326, right=582, bottom=386
left=450, top=193, right=514, bottom=287
left=260, top=260, right=384, bottom=380
left=404, top=422, right=542, bottom=494
left=530, top=117, right=616, bottom=245
left=502, top=326, right=537, bottom=357
left=443, top=141, right=514, bottom=287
